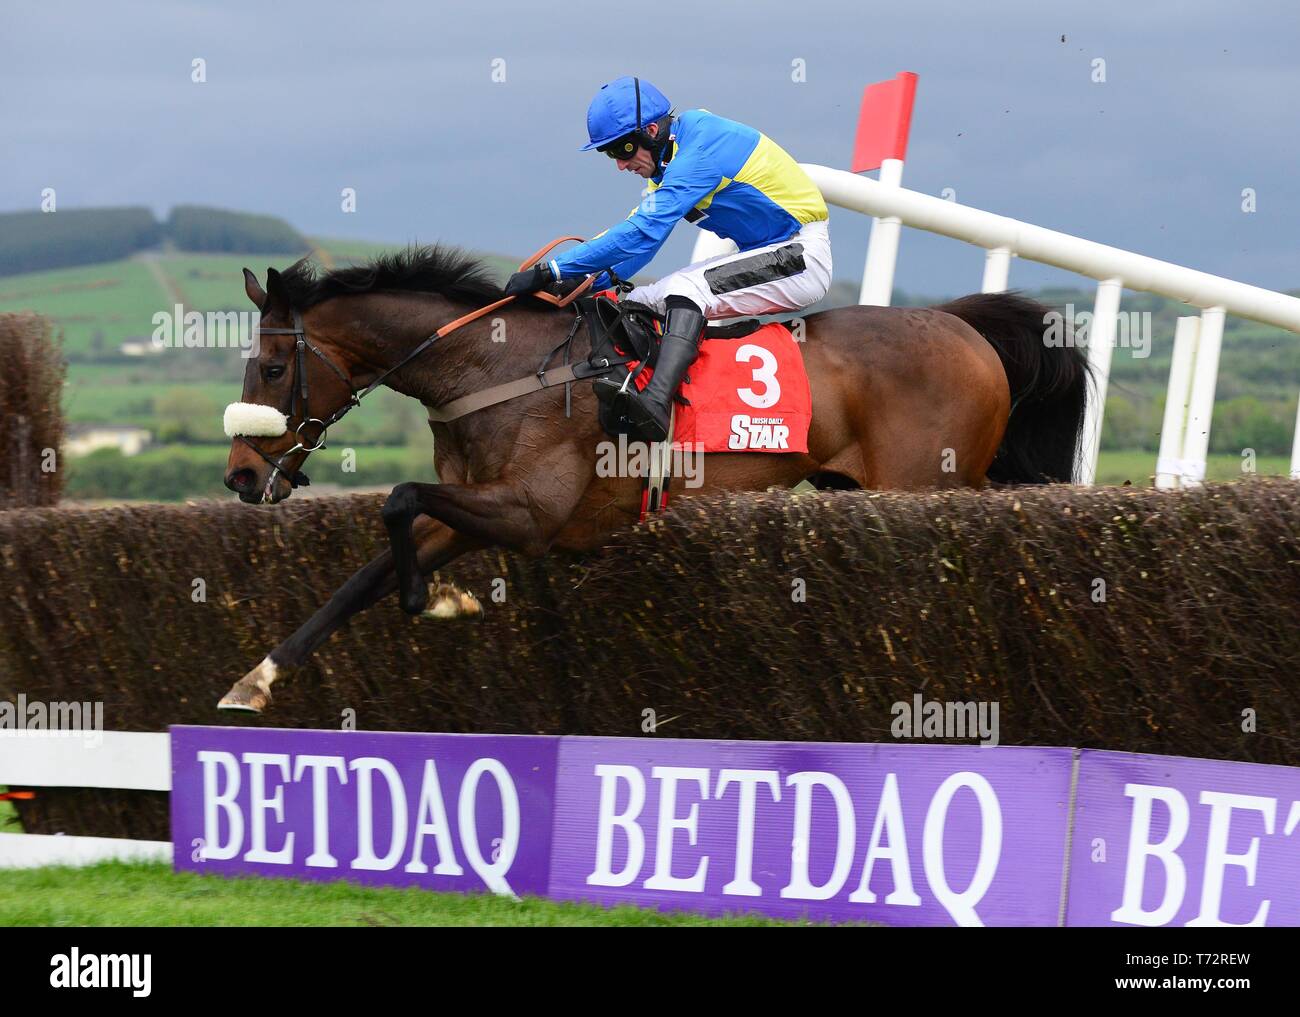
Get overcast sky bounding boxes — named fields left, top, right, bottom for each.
left=4, top=0, right=1298, bottom=297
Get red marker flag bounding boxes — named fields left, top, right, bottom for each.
left=851, top=71, right=919, bottom=173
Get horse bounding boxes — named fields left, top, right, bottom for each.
left=218, top=244, right=1088, bottom=712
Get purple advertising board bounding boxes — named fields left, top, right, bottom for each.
left=169, top=728, right=1300, bottom=925
left=170, top=726, right=558, bottom=897
left=549, top=738, right=1072, bottom=926
left=1066, top=749, right=1300, bottom=927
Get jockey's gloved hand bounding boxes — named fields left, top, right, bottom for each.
left=504, top=264, right=553, bottom=298
left=551, top=277, right=589, bottom=299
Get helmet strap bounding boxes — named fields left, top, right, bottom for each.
left=631, top=77, right=670, bottom=163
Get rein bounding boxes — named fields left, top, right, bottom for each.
left=235, top=238, right=602, bottom=501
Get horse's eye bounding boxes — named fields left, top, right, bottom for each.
left=265, top=365, right=286, bottom=381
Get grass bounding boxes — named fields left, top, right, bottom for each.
left=1094, top=448, right=1291, bottom=485
left=65, top=442, right=437, bottom=500
left=64, top=379, right=236, bottom=431
left=0, top=258, right=168, bottom=356
left=0, top=247, right=402, bottom=358
left=0, top=860, right=810, bottom=927
left=0, top=789, right=20, bottom=833
left=0, top=246, right=521, bottom=364
left=64, top=365, right=428, bottom=445
left=159, top=252, right=291, bottom=311
left=70, top=442, right=429, bottom=470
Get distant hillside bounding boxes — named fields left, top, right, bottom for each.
left=0, top=205, right=307, bottom=277
left=0, top=207, right=160, bottom=277
left=165, top=206, right=306, bottom=255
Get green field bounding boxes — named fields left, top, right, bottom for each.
left=156, top=251, right=287, bottom=312
left=65, top=379, right=235, bottom=432
left=0, top=240, right=491, bottom=503
left=67, top=443, right=437, bottom=500
left=0, top=258, right=170, bottom=357
left=0, top=861, right=810, bottom=927
left=0, top=239, right=430, bottom=358
left=0, top=240, right=484, bottom=503
left=1094, top=449, right=1291, bottom=486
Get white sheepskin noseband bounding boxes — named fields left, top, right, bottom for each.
left=224, top=402, right=288, bottom=438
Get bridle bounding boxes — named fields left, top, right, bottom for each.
left=233, top=238, right=597, bottom=503
left=234, top=308, right=359, bottom=497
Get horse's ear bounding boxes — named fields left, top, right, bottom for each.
left=264, top=266, right=291, bottom=315
left=243, top=268, right=267, bottom=309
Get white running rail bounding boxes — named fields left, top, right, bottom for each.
left=0, top=731, right=172, bottom=868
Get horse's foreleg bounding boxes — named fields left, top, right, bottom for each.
left=217, top=519, right=479, bottom=712
left=382, top=479, right=553, bottom=616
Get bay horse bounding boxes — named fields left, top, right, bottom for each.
left=218, top=244, right=1088, bottom=712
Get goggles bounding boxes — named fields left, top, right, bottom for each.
left=599, top=132, right=642, bottom=160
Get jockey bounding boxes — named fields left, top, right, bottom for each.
left=505, top=76, right=832, bottom=443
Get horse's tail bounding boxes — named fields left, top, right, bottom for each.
left=936, top=291, right=1090, bottom=484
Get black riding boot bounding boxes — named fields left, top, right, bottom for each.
left=596, top=303, right=705, bottom=443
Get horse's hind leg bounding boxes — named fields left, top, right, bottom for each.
left=217, top=518, right=479, bottom=712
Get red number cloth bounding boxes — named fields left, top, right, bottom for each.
left=629, top=321, right=812, bottom=453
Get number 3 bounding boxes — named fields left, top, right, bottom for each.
left=736, top=344, right=781, bottom=408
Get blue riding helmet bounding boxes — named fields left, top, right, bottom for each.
left=581, top=76, right=672, bottom=151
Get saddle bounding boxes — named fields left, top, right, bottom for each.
left=577, top=293, right=766, bottom=438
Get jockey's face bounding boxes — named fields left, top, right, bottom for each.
left=614, top=121, right=660, bottom=178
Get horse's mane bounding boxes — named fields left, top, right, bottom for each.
left=279, top=244, right=507, bottom=309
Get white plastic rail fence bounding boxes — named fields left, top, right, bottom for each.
left=0, top=731, right=172, bottom=867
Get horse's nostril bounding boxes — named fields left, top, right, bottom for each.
left=227, top=468, right=256, bottom=493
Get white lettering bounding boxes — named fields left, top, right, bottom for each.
left=850, top=773, right=921, bottom=906
left=589, top=764, right=646, bottom=887
left=643, top=766, right=710, bottom=893
left=405, top=758, right=464, bottom=876
left=349, top=757, right=408, bottom=871
left=1186, top=790, right=1274, bottom=927
left=781, top=772, right=855, bottom=900
left=293, top=755, right=347, bottom=868
left=716, top=769, right=781, bottom=896
left=197, top=750, right=243, bottom=860
left=1111, top=783, right=1189, bottom=926
left=243, top=752, right=293, bottom=864
left=922, top=772, right=1002, bottom=926
left=458, top=758, right=520, bottom=896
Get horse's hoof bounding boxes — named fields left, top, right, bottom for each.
left=423, top=583, right=483, bottom=621
left=217, top=675, right=271, bottom=713
left=400, top=594, right=428, bottom=616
